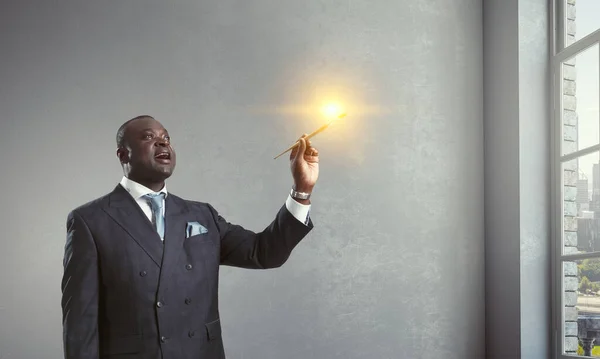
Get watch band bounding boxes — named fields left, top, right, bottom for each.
left=290, top=187, right=311, bottom=200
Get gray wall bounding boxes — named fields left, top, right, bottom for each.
left=483, top=0, right=523, bottom=353
left=0, top=1, right=484, bottom=358
left=484, top=0, right=550, bottom=358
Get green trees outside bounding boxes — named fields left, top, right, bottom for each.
left=578, top=259, right=600, bottom=294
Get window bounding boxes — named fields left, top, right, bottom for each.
left=553, top=0, right=600, bottom=357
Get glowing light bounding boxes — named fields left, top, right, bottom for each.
left=321, top=103, right=344, bottom=119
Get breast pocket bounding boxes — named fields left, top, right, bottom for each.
left=184, top=232, right=220, bottom=274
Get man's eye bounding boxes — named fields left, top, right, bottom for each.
left=144, top=134, right=153, bottom=139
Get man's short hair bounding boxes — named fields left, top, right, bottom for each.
left=116, top=115, right=154, bottom=148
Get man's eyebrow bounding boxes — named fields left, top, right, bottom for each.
left=138, top=128, right=169, bottom=136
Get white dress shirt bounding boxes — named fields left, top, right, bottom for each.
left=119, top=176, right=311, bottom=241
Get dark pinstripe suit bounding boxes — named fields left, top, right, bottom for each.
left=61, top=183, right=313, bottom=358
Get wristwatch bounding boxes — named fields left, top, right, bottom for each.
left=290, top=187, right=311, bottom=200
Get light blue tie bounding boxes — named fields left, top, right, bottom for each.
left=144, top=193, right=165, bottom=239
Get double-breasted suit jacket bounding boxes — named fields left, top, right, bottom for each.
left=61, top=181, right=313, bottom=359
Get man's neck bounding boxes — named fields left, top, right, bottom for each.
left=145, top=182, right=165, bottom=193
left=127, top=176, right=165, bottom=193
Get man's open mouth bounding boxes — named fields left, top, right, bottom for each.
left=155, top=152, right=171, bottom=161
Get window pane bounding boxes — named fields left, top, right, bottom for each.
left=563, top=152, right=600, bottom=255
left=563, top=258, right=600, bottom=356
left=566, top=0, right=600, bottom=46
left=562, top=43, right=599, bottom=156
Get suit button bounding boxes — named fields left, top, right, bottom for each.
left=140, top=271, right=147, bottom=277
left=156, top=301, right=163, bottom=308
left=186, top=264, right=193, bottom=270
left=185, top=298, right=192, bottom=305
left=188, top=330, right=195, bottom=338
left=160, top=336, right=167, bottom=343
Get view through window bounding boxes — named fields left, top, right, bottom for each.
left=555, top=0, right=600, bottom=357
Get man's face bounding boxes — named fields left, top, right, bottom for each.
left=118, top=117, right=176, bottom=182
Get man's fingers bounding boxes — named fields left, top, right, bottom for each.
left=290, top=135, right=306, bottom=160
left=290, top=134, right=308, bottom=160
left=304, top=147, right=319, bottom=162
left=298, top=137, right=307, bottom=158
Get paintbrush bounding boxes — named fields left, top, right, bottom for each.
left=273, top=113, right=347, bottom=159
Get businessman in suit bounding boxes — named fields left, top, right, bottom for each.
left=61, top=115, right=319, bottom=358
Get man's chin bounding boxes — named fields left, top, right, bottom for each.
left=159, top=169, right=174, bottom=178
left=152, top=165, right=175, bottom=179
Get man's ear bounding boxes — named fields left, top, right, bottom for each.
left=116, top=147, right=129, bottom=163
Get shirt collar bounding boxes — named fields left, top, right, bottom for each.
left=119, top=176, right=168, bottom=200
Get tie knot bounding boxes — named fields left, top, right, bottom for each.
left=143, top=192, right=165, bottom=209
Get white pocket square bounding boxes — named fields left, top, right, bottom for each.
left=186, top=221, right=208, bottom=238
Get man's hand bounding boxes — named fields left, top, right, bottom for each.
left=289, top=134, right=319, bottom=195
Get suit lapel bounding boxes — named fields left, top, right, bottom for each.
left=103, top=185, right=164, bottom=267
left=157, top=194, right=189, bottom=293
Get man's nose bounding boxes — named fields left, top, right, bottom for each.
left=156, top=138, right=169, bottom=146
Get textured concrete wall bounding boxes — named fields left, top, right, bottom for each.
left=0, top=1, right=484, bottom=358
left=518, top=0, right=551, bottom=357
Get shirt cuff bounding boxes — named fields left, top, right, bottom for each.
left=285, top=194, right=311, bottom=225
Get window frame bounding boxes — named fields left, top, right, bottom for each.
left=551, top=1, right=600, bottom=358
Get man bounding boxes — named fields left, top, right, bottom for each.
left=61, top=115, right=319, bottom=359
